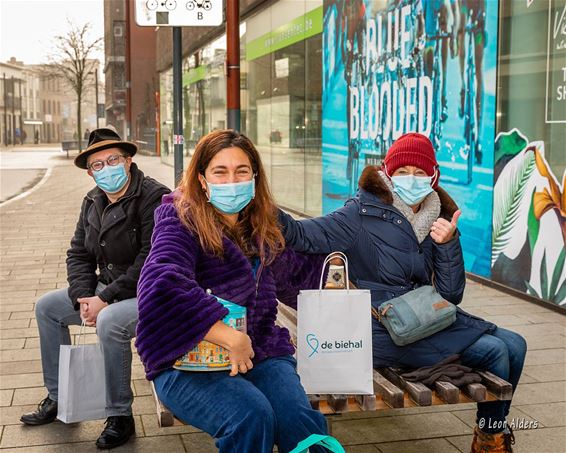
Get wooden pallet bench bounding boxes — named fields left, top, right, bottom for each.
left=151, top=302, right=512, bottom=427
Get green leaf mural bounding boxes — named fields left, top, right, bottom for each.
left=525, top=249, right=566, bottom=304
left=493, top=130, right=566, bottom=306
left=494, top=129, right=528, bottom=165
left=492, top=148, right=537, bottom=266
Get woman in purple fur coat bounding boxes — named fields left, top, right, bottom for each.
left=135, top=130, right=329, bottom=453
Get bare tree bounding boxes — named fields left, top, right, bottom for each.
left=47, top=22, right=102, bottom=150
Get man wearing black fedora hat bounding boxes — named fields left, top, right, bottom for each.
left=20, top=128, right=170, bottom=449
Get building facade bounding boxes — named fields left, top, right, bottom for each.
left=157, top=0, right=566, bottom=308
left=21, top=66, right=42, bottom=144
left=30, top=60, right=101, bottom=144
left=104, top=0, right=158, bottom=150
left=0, top=58, right=103, bottom=146
left=0, top=59, right=24, bottom=146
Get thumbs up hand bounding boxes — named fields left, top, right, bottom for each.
left=430, top=210, right=461, bottom=244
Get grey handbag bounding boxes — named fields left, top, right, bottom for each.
left=375, top=285, right=457, bottom=346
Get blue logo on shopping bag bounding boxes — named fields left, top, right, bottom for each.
left=305, top=333, right=364, bottom=357
left=306, top=333, right=320, bottom=357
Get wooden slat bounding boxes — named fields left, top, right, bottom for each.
left=317, top=399, right=334, bottom=414
left=478, top=371, right=513, bottom=400
left=373, top=370, right=404, bottom=408
left=378, top=368, right=432, bottom=406
left=434, top=381, right=460, bottom=404
left=276, top=304, right=297, bottom=336
left=327, top=394, right=348, bottom=413
left=463, top=383, right=487, bottom=402
left=355, top=394, right=377, bottom=411
left=308, top=394, right=322, bottom=411
left=150, top=381, right=174, bottom=428
left=277, top=303, right=297, bottom=325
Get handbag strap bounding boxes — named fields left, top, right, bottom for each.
left=319, top=252, right=350, bottom=291
left=289, top=434, right=346, bottom=453
left=76, top=320, right=88, bottom=347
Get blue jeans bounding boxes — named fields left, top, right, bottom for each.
left=459, top=327, right=527, bottom=433
left=35, top=286, right=138, bottom=416
left=153, top=355, right=328, bottom=453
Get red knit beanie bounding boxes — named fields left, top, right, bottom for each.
left=382, top=133, right=440, bottom=188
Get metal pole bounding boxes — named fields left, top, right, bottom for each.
left=2, top=73, right=7, bottom=146
left=94, top=68, right=100, bottom=128
left=173, top=27, right=184, bottom=185
left=125, top=0, right=132, bottom=139
left=11, top=76, right=15, bottom=145
left=226, top=0, right=240, bottom=131
left=18, top=78, right=23, bottom=139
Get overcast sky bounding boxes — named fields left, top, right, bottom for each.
left=0, top=0, right=105, bottom=65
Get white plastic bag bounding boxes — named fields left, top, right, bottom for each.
left=57, top=322, right=106, bottom=423
left=297, top=253, right=373, bottom=394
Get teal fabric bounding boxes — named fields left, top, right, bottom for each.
left=378, top=285, right=457, bottom=346
left=290, top=434, right=345, bottom=453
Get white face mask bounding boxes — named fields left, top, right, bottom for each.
left=391, top=174, right=434, bottom=206
left=204, top=178, right=255, bottom=214
left=384, top=164, right=437, bottom=206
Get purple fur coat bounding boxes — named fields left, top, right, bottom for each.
left=135, top=195, right=326, bottom=380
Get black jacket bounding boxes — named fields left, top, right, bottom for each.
left=66, top=163, right=170, bottom=308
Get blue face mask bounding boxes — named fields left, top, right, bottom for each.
left=206, top=178, right=255, bottom=214
left=93, top=163, right=129, bottom=194
left=391, top=174, right=434, bottom=206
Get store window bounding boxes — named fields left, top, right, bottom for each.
left=159, top=1, right=323, bottom=217
left=244, top=0, right=323, bottom=216
left=493, top=0, right=566, bottom=305
left=159, top=68, right=173, bottom=161
left=183, top=34, right=228, bottom=148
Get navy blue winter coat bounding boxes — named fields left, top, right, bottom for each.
left=279, top=166, right=496, bottom=369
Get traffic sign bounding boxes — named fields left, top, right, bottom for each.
left=134, top=0, right=223, bottom=27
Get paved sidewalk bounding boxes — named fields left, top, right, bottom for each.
left=0, top=154, right=565, bottom=452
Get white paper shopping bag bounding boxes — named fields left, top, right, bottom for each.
left=297, top=253, right=373, bottom=394
left=57, top=323, right=106, bottom=423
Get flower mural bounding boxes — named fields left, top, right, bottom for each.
left=492, top=129, right=566, bottom=305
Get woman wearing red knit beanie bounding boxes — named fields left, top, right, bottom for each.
left=278, top=132, right=526, bottom=453
left=381, top=132, right=442, bottom=211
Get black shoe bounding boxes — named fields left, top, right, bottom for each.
left=20, top=396, right=58, bottom=426
left=95, top=415, right=135, bottom=449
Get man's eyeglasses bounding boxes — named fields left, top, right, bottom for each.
left=88, top=154, right=127, bottom=172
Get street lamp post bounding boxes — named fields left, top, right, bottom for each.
left=226, top=0, right=240, bottom=131
left=90, top=69, right=99, bottom=129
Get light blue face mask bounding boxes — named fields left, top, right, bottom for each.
left=93, top=163, right=129, bottom=194
left=391, top=174, right=434, bottom=206
left=206, top=178, right=255, bottom=214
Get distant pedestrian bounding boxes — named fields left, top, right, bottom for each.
left=21, top=129, right=27, bottom=144
left=15, top=127, right=21, bottom=145
left=34, top=129, right=39, bottom=144
left=83, top=128, right=90, bottom=140
left=20, top=128, right=170, bottom=450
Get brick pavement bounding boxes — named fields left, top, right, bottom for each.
left=0, top=154, right=564, bottom=452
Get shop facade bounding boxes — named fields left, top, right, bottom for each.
left=158, top=0, right=565, bottom=307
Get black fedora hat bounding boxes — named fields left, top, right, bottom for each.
left=74, top=128, right=138, bottom=169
